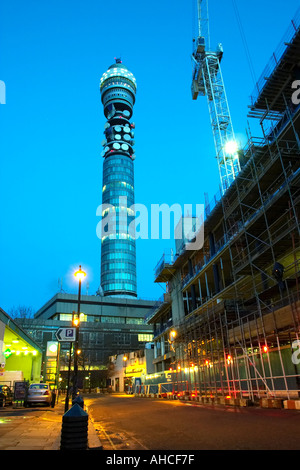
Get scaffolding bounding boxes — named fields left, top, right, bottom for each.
left=147, top=11, right=300, bottom=403
left=175, top=272, right=300, bottom=401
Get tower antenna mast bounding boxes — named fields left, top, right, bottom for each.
left=192, top=0, right=240, bottom=194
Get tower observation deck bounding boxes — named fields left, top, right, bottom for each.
left=99, top=59, right=137, bottom=297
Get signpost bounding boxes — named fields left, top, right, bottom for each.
left=55, top=328, right=76, bottom=342
left=55, top=326, right=77, bottom=412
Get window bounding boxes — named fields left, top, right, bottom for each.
left=138, top=334, right=154, bottom=342
left=112, top=333, right=131, bottom=345
left=59, top=313, right=87, bottom=322
left=126, top=318, right=144, bottom=325
left=29, top=384, right=49, bottom=390
left=59, top=314, right=72, bottom=321
left=101, top=316, right=125, bottom=324
left=102, top=252, right=136, bottom=262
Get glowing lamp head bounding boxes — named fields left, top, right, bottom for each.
left=263, top=345, right=269, bottom=353
left=225, top=140, right=238, bottom=155
left=46, top=341, right=58, bottom=356
left=74, top=265, right=86, bottom=282
left=227, top=354, right=233, bottom=364
left=170, top=330, right=177, bottom=339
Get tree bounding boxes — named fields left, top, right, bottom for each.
left=8, top=305, right=35, bottom=319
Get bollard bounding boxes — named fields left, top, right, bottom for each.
left=51, top=392, right=56, bottom=408
left=60, top=403, right=88, bottom=450
left=72, top=394, right=84, bottom=409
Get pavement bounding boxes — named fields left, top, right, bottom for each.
left=0, top=395, right=103, bottom=451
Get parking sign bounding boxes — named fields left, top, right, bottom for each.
left=55, top=327, right=76, bottom=342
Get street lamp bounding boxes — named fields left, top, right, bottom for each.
left=123, top=355, right=128, bottom=374
left=169, top=330, right=177, bottom=352
left=72, top=265, right=86, bottom=402
left=170, top=330, right=177, bottom=340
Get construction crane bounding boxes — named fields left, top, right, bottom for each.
left=191, top=0, right=241, bottom=195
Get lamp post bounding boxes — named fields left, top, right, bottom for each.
left=169, top=330, right=177, bottom=395
left=72, top=265, right=86, bottom=402
left=123, top=355, right=128, bottom=393
left=64, top=346, right=73, bottom=413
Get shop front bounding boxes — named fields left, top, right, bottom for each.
left=109, top=351, right=148, bottom=393
left=0, top=308, right=42, bottom=387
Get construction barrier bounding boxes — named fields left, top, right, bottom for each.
left=283, top=400, right=300, bottom=410
left=135, top=392, right=300, bottom=410
left=135, top=392, right=253, bottom=407
left=259, top=398, right=284, bottom=409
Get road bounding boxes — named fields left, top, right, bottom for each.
left=84, top=393, right=300, bottom=451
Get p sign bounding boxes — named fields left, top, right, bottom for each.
left=55, top=328, right=76, bottom=342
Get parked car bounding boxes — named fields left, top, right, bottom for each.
left=0, top=385, right=13, bottom=407
left=25, top=383, right=52, bottom=407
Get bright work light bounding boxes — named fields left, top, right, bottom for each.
left=225, top=140, right=238, bottom=155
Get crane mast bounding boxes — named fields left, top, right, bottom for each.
left=192, top=0, right=240, bottom=194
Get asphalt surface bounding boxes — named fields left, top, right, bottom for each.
left=83, top=394, right=300, bottom=451
left=1, top=393, right=300, bottom=452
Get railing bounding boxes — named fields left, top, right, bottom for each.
left=233, top=212, right=298, bottom=272
left=250, top=7, right=300, bottom=106
left=144, top=293, right=171, bottom=324
left=204, top=188, right=223, bottom=218
left=154, top=252, right=175, bottom=279
left=153, top=318, right=173, bottom=338
left=154, top=190, right=223, bottom=282
left=181, top=233, right=230, bottom=289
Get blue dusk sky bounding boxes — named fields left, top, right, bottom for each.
left=0, top=0, right=299, bottom=313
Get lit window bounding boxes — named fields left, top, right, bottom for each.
left=138, top=334, right=153, bottom=342
left=60, top=314, right=73, bottom=321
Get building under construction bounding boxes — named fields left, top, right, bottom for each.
left=144, top=9, right=300, bottom=404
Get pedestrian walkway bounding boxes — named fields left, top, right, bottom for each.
left=0, top=397, right=102, bottom=450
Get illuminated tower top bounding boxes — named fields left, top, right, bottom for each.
left=100, top=59, right=137, bottom=119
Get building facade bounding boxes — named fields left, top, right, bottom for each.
left=99, top=59, right=137, bottom=297
left=108, top=345, right=155, bottom=393
left=145, top=11, right=300, bottom=403
left=16, top=293, right=155, bottom=388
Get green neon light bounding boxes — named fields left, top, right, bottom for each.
left=3, top=348, right=12, bottom=358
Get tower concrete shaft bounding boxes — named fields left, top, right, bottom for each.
left=99, top=59, right=137, bottom=297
